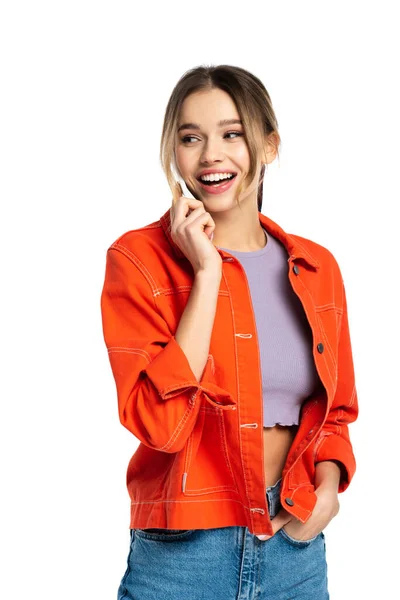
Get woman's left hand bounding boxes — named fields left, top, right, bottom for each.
left=266, top=483, right=340, bottom=541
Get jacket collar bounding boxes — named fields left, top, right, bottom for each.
left=160, top=207, right=320, bottom=270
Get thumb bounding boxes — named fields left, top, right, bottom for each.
left=256, top=509, right=293, bottom=541
left=271, top=508, right=294, bottom=534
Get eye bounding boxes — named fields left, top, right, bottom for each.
left=180, top=135, right=198, bottom=144
left=180, top=131, right=244, bottom=144
left=225, top=131, right=244, bottom=139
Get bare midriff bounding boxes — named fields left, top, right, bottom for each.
left=263, top=424, right=299, bottom=488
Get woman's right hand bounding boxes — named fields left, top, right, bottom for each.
left=170, top=183, right=222, bottom=276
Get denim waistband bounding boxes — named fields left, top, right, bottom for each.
left=265, top=477, right=282, bottom=519
left=266, top=477, right=282, bottom=492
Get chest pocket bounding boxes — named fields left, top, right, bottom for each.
left=315, top=305, right=342, bottom=372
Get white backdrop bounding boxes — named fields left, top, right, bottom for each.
left=1, top=1, right=398, bottom=598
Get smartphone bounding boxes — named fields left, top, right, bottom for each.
left=172, top=181, right=183, bottom=205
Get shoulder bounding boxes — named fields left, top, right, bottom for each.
left=106, top=217, right=172, bottom=261
left=104, top=217, right=178, bottom=285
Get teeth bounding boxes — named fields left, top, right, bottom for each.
left=200, top=172, right=234, bottom=182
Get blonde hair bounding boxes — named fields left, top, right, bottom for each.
left=159, top=64, right=281, bottom=212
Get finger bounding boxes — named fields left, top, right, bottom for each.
left=184, top=211, right=215, bottom=235
left=255, top=506, right=294, bottom=541
left=270, top=509, right=294, bottom=535
left=174, top=205, right=209, bottom=233
left=172, top=196, right=204, bottom=224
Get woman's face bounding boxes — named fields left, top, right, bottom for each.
left=174, top=88, right=264, bottom=212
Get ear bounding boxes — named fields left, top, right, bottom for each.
left=261, top=132, right=279, bottom=165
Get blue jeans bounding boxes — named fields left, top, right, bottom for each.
left=117, top=477, right=329, bottom=599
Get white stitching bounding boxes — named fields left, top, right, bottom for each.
left=295, top=275, right=336, bottom=391
left=316, top=313, right=337, bottom=370
left=110, top=243, right=160, bottom=294
left=222, top=270, right=254, bottom=521
left=315, top=303, right=343, bottom=313
left=159, top=389, right=199, bottom=452
left=107, top=347, right=151, bottom=361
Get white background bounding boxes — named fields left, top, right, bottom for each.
left=1, top=1, right=398, bottom=598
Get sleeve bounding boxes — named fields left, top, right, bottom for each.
left=314, top=279, right=359, bottom=493
left=100, top=244, right=237, bottom=453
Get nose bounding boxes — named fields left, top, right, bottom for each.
left=200, top=137, right=225, bottom=164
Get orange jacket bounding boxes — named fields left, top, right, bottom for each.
left=100, top=207, right=358, bottom=537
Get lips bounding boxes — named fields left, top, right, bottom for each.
left=196, top=170, right=237, bottom=181
left=196, top=172, right=238, bottom=195
left=196, top=173, right=237, bottom=185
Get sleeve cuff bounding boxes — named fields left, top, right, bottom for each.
left=144, top=336, right=237, bottom=410
left=314, top=433, right=356, bottom=492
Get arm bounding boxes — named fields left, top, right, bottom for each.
left=315, top=460, right=341, bottom=491
left=314, top=279, right=359, bottom=493
left=174, top=268, right=222, bottom=381
left=100, top=243, right=236, bottom=453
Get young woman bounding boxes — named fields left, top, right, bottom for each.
left=101, top=65, right=359, bottom=599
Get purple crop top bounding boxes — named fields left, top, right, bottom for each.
left=217, top=227, right=322, bottom=427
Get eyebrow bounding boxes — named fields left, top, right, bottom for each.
left=177, top=119, right=243, bottom=132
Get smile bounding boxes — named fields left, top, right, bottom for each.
left=197, top=173, right=237, bottom=195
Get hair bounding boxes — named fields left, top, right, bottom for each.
left=159, top=64, right=281, bottom=212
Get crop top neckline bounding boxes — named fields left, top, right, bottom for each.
left=216, top=226, right=272, bottom=258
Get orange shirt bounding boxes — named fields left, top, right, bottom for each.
left=100, top=207, right=359, bottom=536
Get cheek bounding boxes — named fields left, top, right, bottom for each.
left=174, top=146, right=193, bottom=174
left=234, top=145, right=250, bottom=169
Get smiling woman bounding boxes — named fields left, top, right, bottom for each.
left=101, top=64, right=358, bottom=600
left=161, top=69, right=280, bottom=219
left=169, top=85, right=279, bottom=252
left=174, top=92, right=253, bottom=202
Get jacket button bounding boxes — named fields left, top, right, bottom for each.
left=293, top=264, right=300, bottom=275
left=285, top=498, right=294, bottom=506
left=317, top=343, right=324, bottom=353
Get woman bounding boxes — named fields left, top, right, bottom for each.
left=101, top=65, right=358, bottom=599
